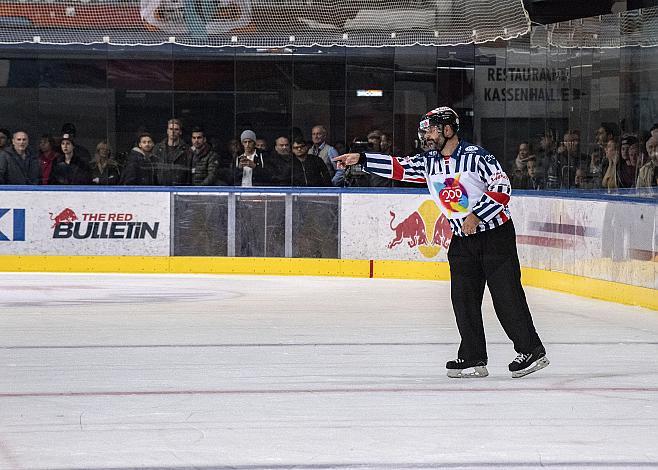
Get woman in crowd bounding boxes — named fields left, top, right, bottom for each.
left=636, top=136, right=658, bottom=188
left=618, top=135, right=639, bottom=188
left=601, top=138, right=620, bottom=190
left=90, top=140, right=120, bottom=185
left=49, top=134, right=92, bottom=185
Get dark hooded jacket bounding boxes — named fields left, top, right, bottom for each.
left=122, top=147, right=158, bottom=185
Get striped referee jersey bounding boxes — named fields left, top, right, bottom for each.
left=362, top=140, right=512, bottom=237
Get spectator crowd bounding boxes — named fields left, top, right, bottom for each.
left=506, top=123, right=658, bottom=191
left=1, top=119, right=657, bottom=190
left=0, top=120, right=408, bottom=188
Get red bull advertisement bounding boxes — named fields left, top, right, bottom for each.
left=387, top=199, right=452, bottom=259
left=0, top=191, right=170, bottom=256
left=49, top=208, right=159, bottom=240
left=341, top=194, right=453, bottom=261
left=388, top=210, right=427, bottom=249
left=341, top=192, right=657, bottom=289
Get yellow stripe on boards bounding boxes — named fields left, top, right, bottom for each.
left=168, top=257, right=370, bottom=277
left=0, top=255, right=170, bottom=273
left=0, top=256, right=371, bottom=278
left=373, top=260, right=451, bottom=281
left=521, top=267, right=658, bottom=311
left=0, top=256, right=655, bottom=310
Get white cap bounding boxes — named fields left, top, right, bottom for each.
left=240, top=130, right=256, bottom=143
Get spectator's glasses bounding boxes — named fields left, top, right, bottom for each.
left=292, top=144, right=306, bottom=150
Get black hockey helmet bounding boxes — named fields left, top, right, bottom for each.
left=417, top=106, right=460, bottom=143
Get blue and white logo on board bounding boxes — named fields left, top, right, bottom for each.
left=0, top=208, right=26, bottom=241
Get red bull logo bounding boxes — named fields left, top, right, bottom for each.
left=432, top=211, right=452, bottom=251
left=49, top=208, right=78, bottom=229
left=388, top=211, right=427, bottom=249
left=387, top=200, right=452, bottom=258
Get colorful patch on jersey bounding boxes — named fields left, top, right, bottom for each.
left=433, top=173, right=469, bottom=215
left=465, top=145, right=478, bottom=152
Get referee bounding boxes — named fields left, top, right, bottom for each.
left=334, top=107, right=549, bottom=378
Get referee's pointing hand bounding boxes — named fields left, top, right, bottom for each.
left=333, top=153, right=360, bottom=170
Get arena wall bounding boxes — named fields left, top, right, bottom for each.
left=0, top=188, right=655, bottom=309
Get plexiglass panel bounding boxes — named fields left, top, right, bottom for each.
left=174, top=194, right=229, bottom=256
left=235, top=194, right=286, bottom=257
left=292, top=194, right=339, bottom=258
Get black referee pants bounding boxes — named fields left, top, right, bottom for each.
left=447, top=220, right=543, bottom=362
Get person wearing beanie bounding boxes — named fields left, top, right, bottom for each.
left=234, top=129, right=272, bottom=186
left=60, top=123, right=91, bottom=163
left=240, top=129, right=256, bottom=143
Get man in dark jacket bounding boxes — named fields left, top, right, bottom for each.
left=122, top=133, right=157, bottom=185
left=190, top=127, right=224, bottom=186
left=287, top=137, right=332, bottom=187
left=0, top=130, right=40, bottom=185
left=269, top=135, right=293, bottom=185
left=152, top=118, right=192, bottom=186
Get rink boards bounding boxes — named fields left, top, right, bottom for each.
left=0, top=188, right=656, bottom=308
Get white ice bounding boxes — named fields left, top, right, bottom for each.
left=1, top=273, right=658, bottom=470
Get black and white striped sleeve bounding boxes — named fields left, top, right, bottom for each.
left=471, top=153, right=512, bottom=223
left=361, top=152, right=426, bottom=184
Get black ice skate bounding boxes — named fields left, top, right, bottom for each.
left=509, top=346, right=550, bottom=378
left=446, top=358, right=488, bottom=378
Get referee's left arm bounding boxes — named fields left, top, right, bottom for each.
left=470, top=153, right=512, bottom=223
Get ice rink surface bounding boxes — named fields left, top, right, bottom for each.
left=1, top=272, right=657, bottom=470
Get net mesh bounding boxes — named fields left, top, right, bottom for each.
left=0, top=0, right=530, bottom=47
left=531, top=6, right=658, bottom=48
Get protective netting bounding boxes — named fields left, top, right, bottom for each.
left=0, top=0, right=530, bottom=47
left=530, top=6, right=658, bottom=48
